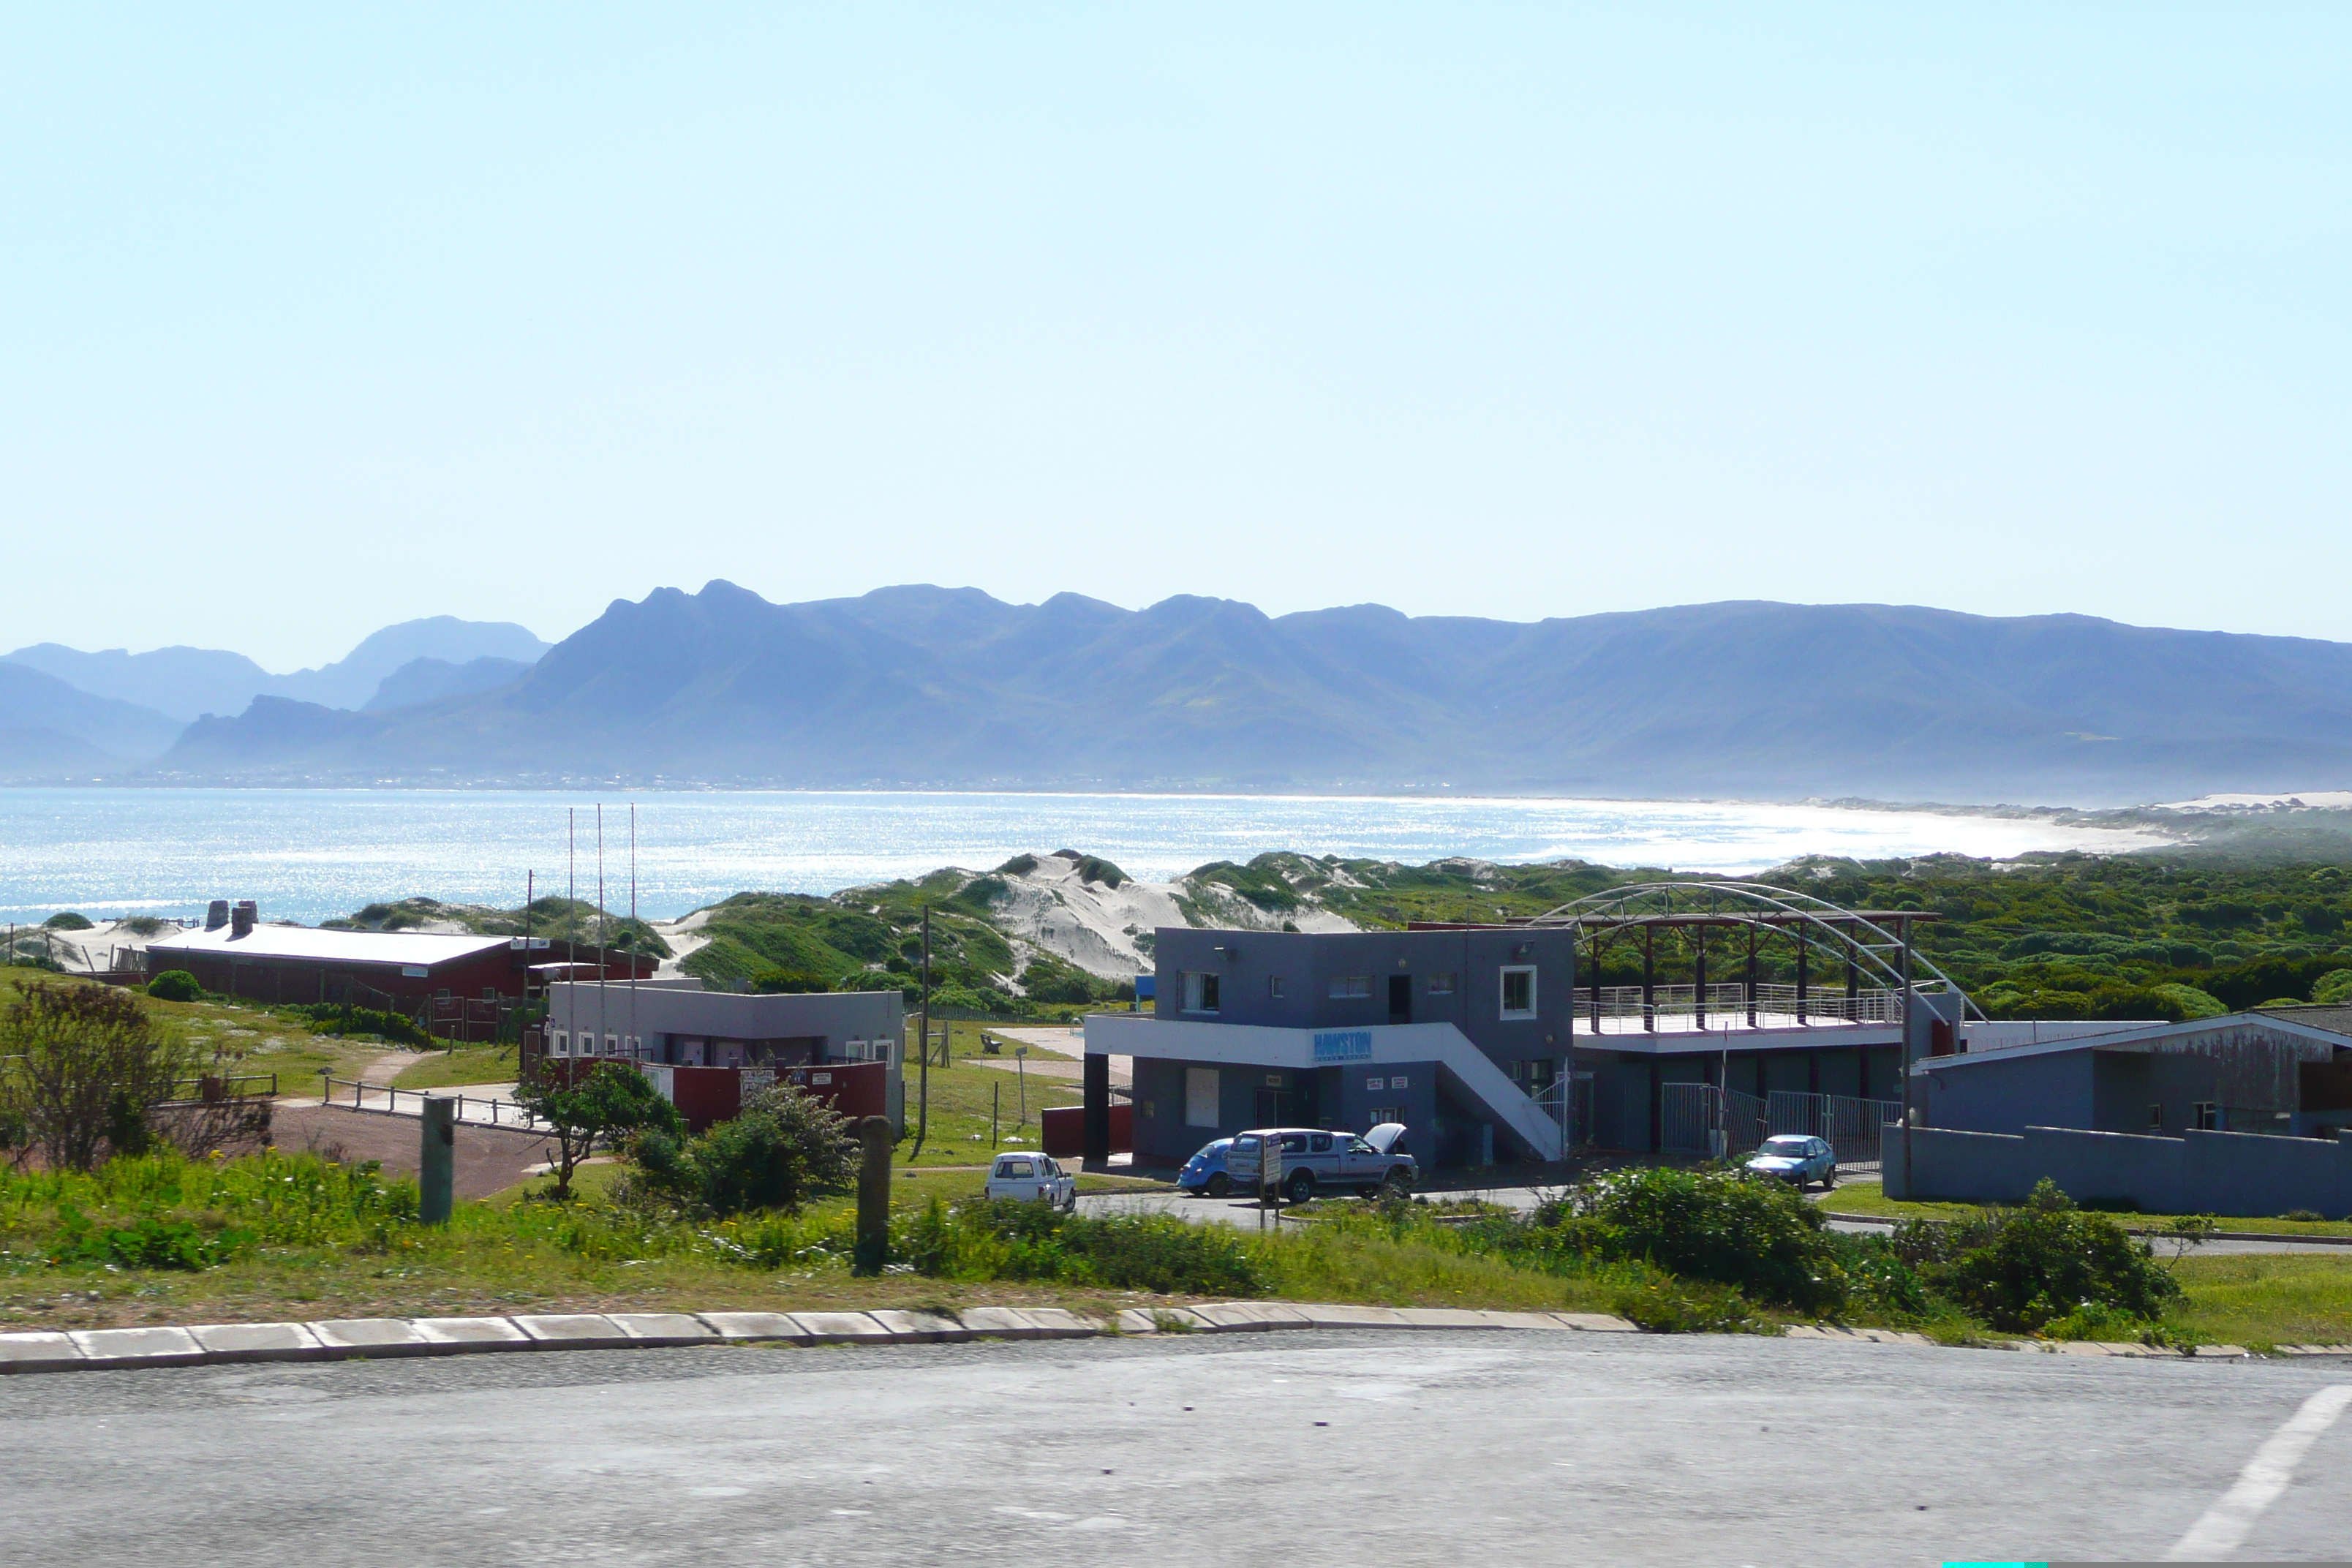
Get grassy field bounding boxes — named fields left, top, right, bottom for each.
left=892, top=1020, right=1087, bottom=1166
left=390, top=1043, right=521, bottom=1090
left=1, top=968, right=389, bottom=1088
left=1820, top=1179, right=2352, bottom=1239
left=2166, top=1257, right=2352, bottom=1349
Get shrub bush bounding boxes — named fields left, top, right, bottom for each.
left=42, top=911, right=94, bottom=932
left=1891, top=1179, right=2182, bottom=1333
left=146, top=970, right=203, bottom=1003
left=633, top=1085, right=856, bottom=1216
left=277, top=1003, right=431, bottom=1047
left=1552, top=1166, right=1855, bottom=1313
left=908, top=1198, right=1265, bottom=1295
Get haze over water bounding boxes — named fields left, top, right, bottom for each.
left=0, top=788, right=2159, bottom=927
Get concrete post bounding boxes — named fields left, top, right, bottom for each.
left=419, top=1098, right=455, bottom=1225
left=1082, top=1050, right=1111, bottom=1168
left=853, top=1115, right=893, bottom=1275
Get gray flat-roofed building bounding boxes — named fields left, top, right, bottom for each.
left=1085, top=925, right=1578, bottom=1169
left=547, top=980, right=903, bottom=1072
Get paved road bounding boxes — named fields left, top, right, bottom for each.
left=4, top=1330, right=2345, bottom=1564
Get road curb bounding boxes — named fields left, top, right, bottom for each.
left=0, top=1303, right=1642, bottom=1376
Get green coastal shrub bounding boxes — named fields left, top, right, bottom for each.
left=908, top=1198, right=1264, bottom=1296
left=277, top=1003, right=431, bottom=1047
left=146, top=970, right=203, bottom=1003
left=1891, top=1180, right=2181, bottom=1333
left=632, top=1085, right=856, bottom=1217
left=1550, top=1166, right=1858, bottom=1314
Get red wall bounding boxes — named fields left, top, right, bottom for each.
left=1041, top=1102, right=1130, bottom=1158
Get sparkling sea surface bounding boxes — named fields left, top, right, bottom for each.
left=0, top=788, right=2158, bottom=926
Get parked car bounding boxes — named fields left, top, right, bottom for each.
left=1744, top=1134, right=1837, bottom=1190
left=985, top=1149, right=1077, bottom=1209
left=1179, top=1137, right=1236, bottom=1197
left=1225, top=1124, right=1416, bottom=1204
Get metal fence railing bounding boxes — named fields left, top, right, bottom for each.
left=1580, top=984, right=1902, bottom=1030
left=314, top=1073, right=545, bottom=1131
left=1657, top=1082, right=1900, bottom=1168
left=1764, top=1090, right=1901, bottom=1171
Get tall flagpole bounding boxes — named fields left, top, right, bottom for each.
left=567, top=810, right=576, bottom=1057
left=629, top=802, right=639, bottom=1062
left=597, top=804, right=607, bottom=1058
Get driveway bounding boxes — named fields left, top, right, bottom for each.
left=4, top=1330, right=2347, bottom=1564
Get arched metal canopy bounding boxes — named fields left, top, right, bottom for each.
left=1525, top=881, right=1985, bottom=1025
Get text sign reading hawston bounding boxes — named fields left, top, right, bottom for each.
left=1312, top=1030, right=1374, bottom=1063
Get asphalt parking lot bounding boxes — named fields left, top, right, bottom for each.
left=5, top=1327, right=2346, bottom=1564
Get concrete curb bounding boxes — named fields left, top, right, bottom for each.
left=4, top=1304, right=2304, bottom=1376
left=0, top=1303, right=1641, bottom=1376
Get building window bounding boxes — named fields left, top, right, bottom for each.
left=1267, top=976, right=1286, bottom=1000
left=1501, top=966, right=1537, bottom=1018
left=551, top=1031, right=569, bottom=1055
left=2148, top=1103, right=2164, bottom=1131
left=1329, top=975, right=1371, bottom=1000
left=1185, top=1068, right=1220, bottom=1127
left=1513, top=1058, right=1558, bottom=1091
left=2193, top=1101, right=2220, bottom=1131
left=1182, top=972, right=1220, bottom=1014
left=1368, top=1105, right=1404, bottom=1126
left=1428, top=972, right=1457, bottom=995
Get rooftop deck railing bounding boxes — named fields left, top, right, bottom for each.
left=1579, top=983, right=1901, bottom=1031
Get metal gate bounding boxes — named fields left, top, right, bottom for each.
left=1659, top=1083, right=1768, bottom=1158
left=1764, top=1090, right=1901, bottom=1170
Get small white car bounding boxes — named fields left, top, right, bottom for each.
left=985, top=1150, right=1077, bottom=1210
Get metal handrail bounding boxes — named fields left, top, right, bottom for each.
left=313, top=1072, right=546, bottom=1131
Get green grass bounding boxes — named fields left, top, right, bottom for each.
left=894, top=1021, right=1085, bottom=1166
left=391, top=1043, right=520, bottom=1090
left=2165, top=1256, right=2352, bottom=1350
left=1821, top=1180, right=2352, bottom=1238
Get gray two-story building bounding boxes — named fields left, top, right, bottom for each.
left=1082, top=926, right=1578, bottom=1169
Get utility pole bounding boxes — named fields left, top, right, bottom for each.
left=913, top=905, right=931, bottom=1158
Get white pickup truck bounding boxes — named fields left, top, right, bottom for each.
left=1225, top=1124, right=1415, bottom=1205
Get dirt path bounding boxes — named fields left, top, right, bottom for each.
left=271, top=1105, right=556, bottom=1200
left=358, top=1050, right=414, bottom=1087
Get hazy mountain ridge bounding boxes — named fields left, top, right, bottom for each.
left=4, top=617, right=551, bottom=723
left=133, top=583, right=2352, bottom=803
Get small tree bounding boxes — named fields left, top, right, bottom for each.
left=513, top=1061, right=684, bottom=1201
left=0, top=981, right=195, bottom=1172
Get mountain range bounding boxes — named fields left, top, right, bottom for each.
left=33, top=581, right=2348, bottom=805
left=0, top=618, right=549, bottom=777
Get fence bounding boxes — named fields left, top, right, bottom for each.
left=314, top=1074, right=545, bottom=1131
left=1657, top=1082, right=1899, bottom=1168
left=1765, top=1090, right=1901, bottom=1171
left=1580, top=984, right=1901, bottom=1030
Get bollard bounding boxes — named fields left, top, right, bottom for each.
left=853, top=1115, right=894, bottom=1275
left=420, top=1098, right=456, bottom=1225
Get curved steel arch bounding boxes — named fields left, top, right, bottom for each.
left=1526, top=881, right=1984, bottom=1024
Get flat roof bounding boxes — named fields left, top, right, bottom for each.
left=148, top=924, right=513, bottom=968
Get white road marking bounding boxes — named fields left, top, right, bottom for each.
left=2166, top=1384, right=2352, bottom=1561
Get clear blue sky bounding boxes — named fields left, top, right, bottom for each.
left=4, top=5, right=2345, bottom=670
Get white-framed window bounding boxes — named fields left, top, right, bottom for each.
left=1267, top=976, right=1286, bottom=1000
left=551, top=1031, right=569, bottom=1055
left=1368, top=1105, right=1404, bottom=1126
left=2148, top=1103, right=2164, bottom=1131
left=1182, top=972, right=1221, bottom=1014
left=1185, top=1067, right=1220, bottom=1127
left=1428, top=972, right=1457, bottom=995
left=1329, top=975, right=1371, bottom=1000
left=1501, top=966, right=1537, bottom=1018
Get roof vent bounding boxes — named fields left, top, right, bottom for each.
left=206, top=900, right=230, bottom=931
left=230, top=900, right=257, bottom=938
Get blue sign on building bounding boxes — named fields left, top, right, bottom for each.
left=1312, top=1030, right=1374, bottom=1063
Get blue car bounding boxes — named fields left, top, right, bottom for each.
left=1178, top=1138, right=1235, bottom=1197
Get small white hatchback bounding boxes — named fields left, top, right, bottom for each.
left=984, top=1150, right=1077, bottom=1210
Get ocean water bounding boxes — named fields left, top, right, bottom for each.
left=0, top=787, right=2159, bottom=927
